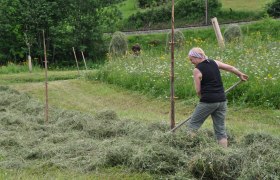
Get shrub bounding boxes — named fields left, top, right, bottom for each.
left=223, top=24, right=243, bottom=43
left=175, top=0, right=221, bottom=19
left=126, top=6, right=171, bottom=29
left=126, top=0, right=221, bottom=30
left=267, top=0, right=280, bottom=18
left=138, top=0, right=167, bottom=8
left=109, top=31, right=128, bottom=57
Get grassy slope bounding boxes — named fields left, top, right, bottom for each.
left=118, top=0, right=272, bottom=19
left=118, top=0, right=139, bottom=19
left=221, top=0, right=273, bottom=11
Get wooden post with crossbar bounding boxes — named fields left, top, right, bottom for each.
left=170, top=0, right=175, bottom=129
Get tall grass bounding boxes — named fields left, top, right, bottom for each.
left=0, top=62, right=41, bottom=74
left=89, top=19, right=280, bottom=109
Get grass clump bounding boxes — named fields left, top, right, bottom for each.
left=109, top=31, right=128, bottom=57
left=0, top=62, right=41, bottom=74
left=165, top=30, right=185, bottom=51
left=224, top=24, right=243, bottom=43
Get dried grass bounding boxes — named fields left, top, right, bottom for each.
left=0, top=86, right=279, bottom=179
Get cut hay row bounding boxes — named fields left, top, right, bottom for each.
left=0, top=86, right=279, bottom=179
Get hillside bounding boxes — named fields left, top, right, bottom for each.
left=119, top=0, right=272, bottom=19
left=117, top=0, right=273, bottom=31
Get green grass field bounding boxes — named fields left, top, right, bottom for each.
left=221, top=0, right=273, bottom=11
left=10, top=78, right=280, bottom=136
left=1, top=71, right=279, bottom=179
left=118, top=0, right=139, bottom=19
left=118, top=0, right=273, bottom=19
left=0, top=15, right=279, bottom=180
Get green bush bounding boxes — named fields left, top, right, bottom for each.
left=126, top=6, right=171, bottom=29
left=175, top=0, right=221, bottom=19
left=138, top=0, right=167, bottom=8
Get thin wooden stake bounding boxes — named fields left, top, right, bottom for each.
left=43, top=30, right=48, bottom=123
left=81, top=51, right=88, bottom=70
left=72, top=47, right=80, bottom=74
left=170, top=0, right=175, bottom=129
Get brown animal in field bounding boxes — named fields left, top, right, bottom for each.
left=132, top=44, right=141, bottom=56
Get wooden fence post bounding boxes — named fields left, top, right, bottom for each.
left=72, top=47, right=80, bottom=74
left=211, top=17, right=225, bottom=48
left=43, top=30, right=48, bottom=123
left=81, top=51, right=88, bottom=70
left=28, top=55, right=32, bottom=73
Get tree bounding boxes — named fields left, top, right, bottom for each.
left=0, top=0, right=123, bottom=66
left=267, top=0, right=280, bottom=18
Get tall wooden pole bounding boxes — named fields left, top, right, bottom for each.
left=205, top=0, right=208, bottom=25
left=43, top=30, right=48, bottom=123
left=170, top=0, right=175, bottom=129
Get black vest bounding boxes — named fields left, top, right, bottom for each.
left=196, top=59, right=226, bottom=103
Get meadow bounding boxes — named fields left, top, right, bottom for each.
left=1, top=78, right=280, bottom=179
left=0, top=17, right=280, bottom=180
left=93, top=18, right=280, bottom=109
left=118, top=0, right=273, bottom=19
left=221, top=0, right=273, bottom=11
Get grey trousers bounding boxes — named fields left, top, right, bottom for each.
left=187, top=101, right=227, bottom=140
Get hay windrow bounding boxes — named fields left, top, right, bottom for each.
left=0, top=86, right=280, bottom=179
left=189, top=147, right=244, bottom=180
left=130, top=143, right=188, bottom=175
